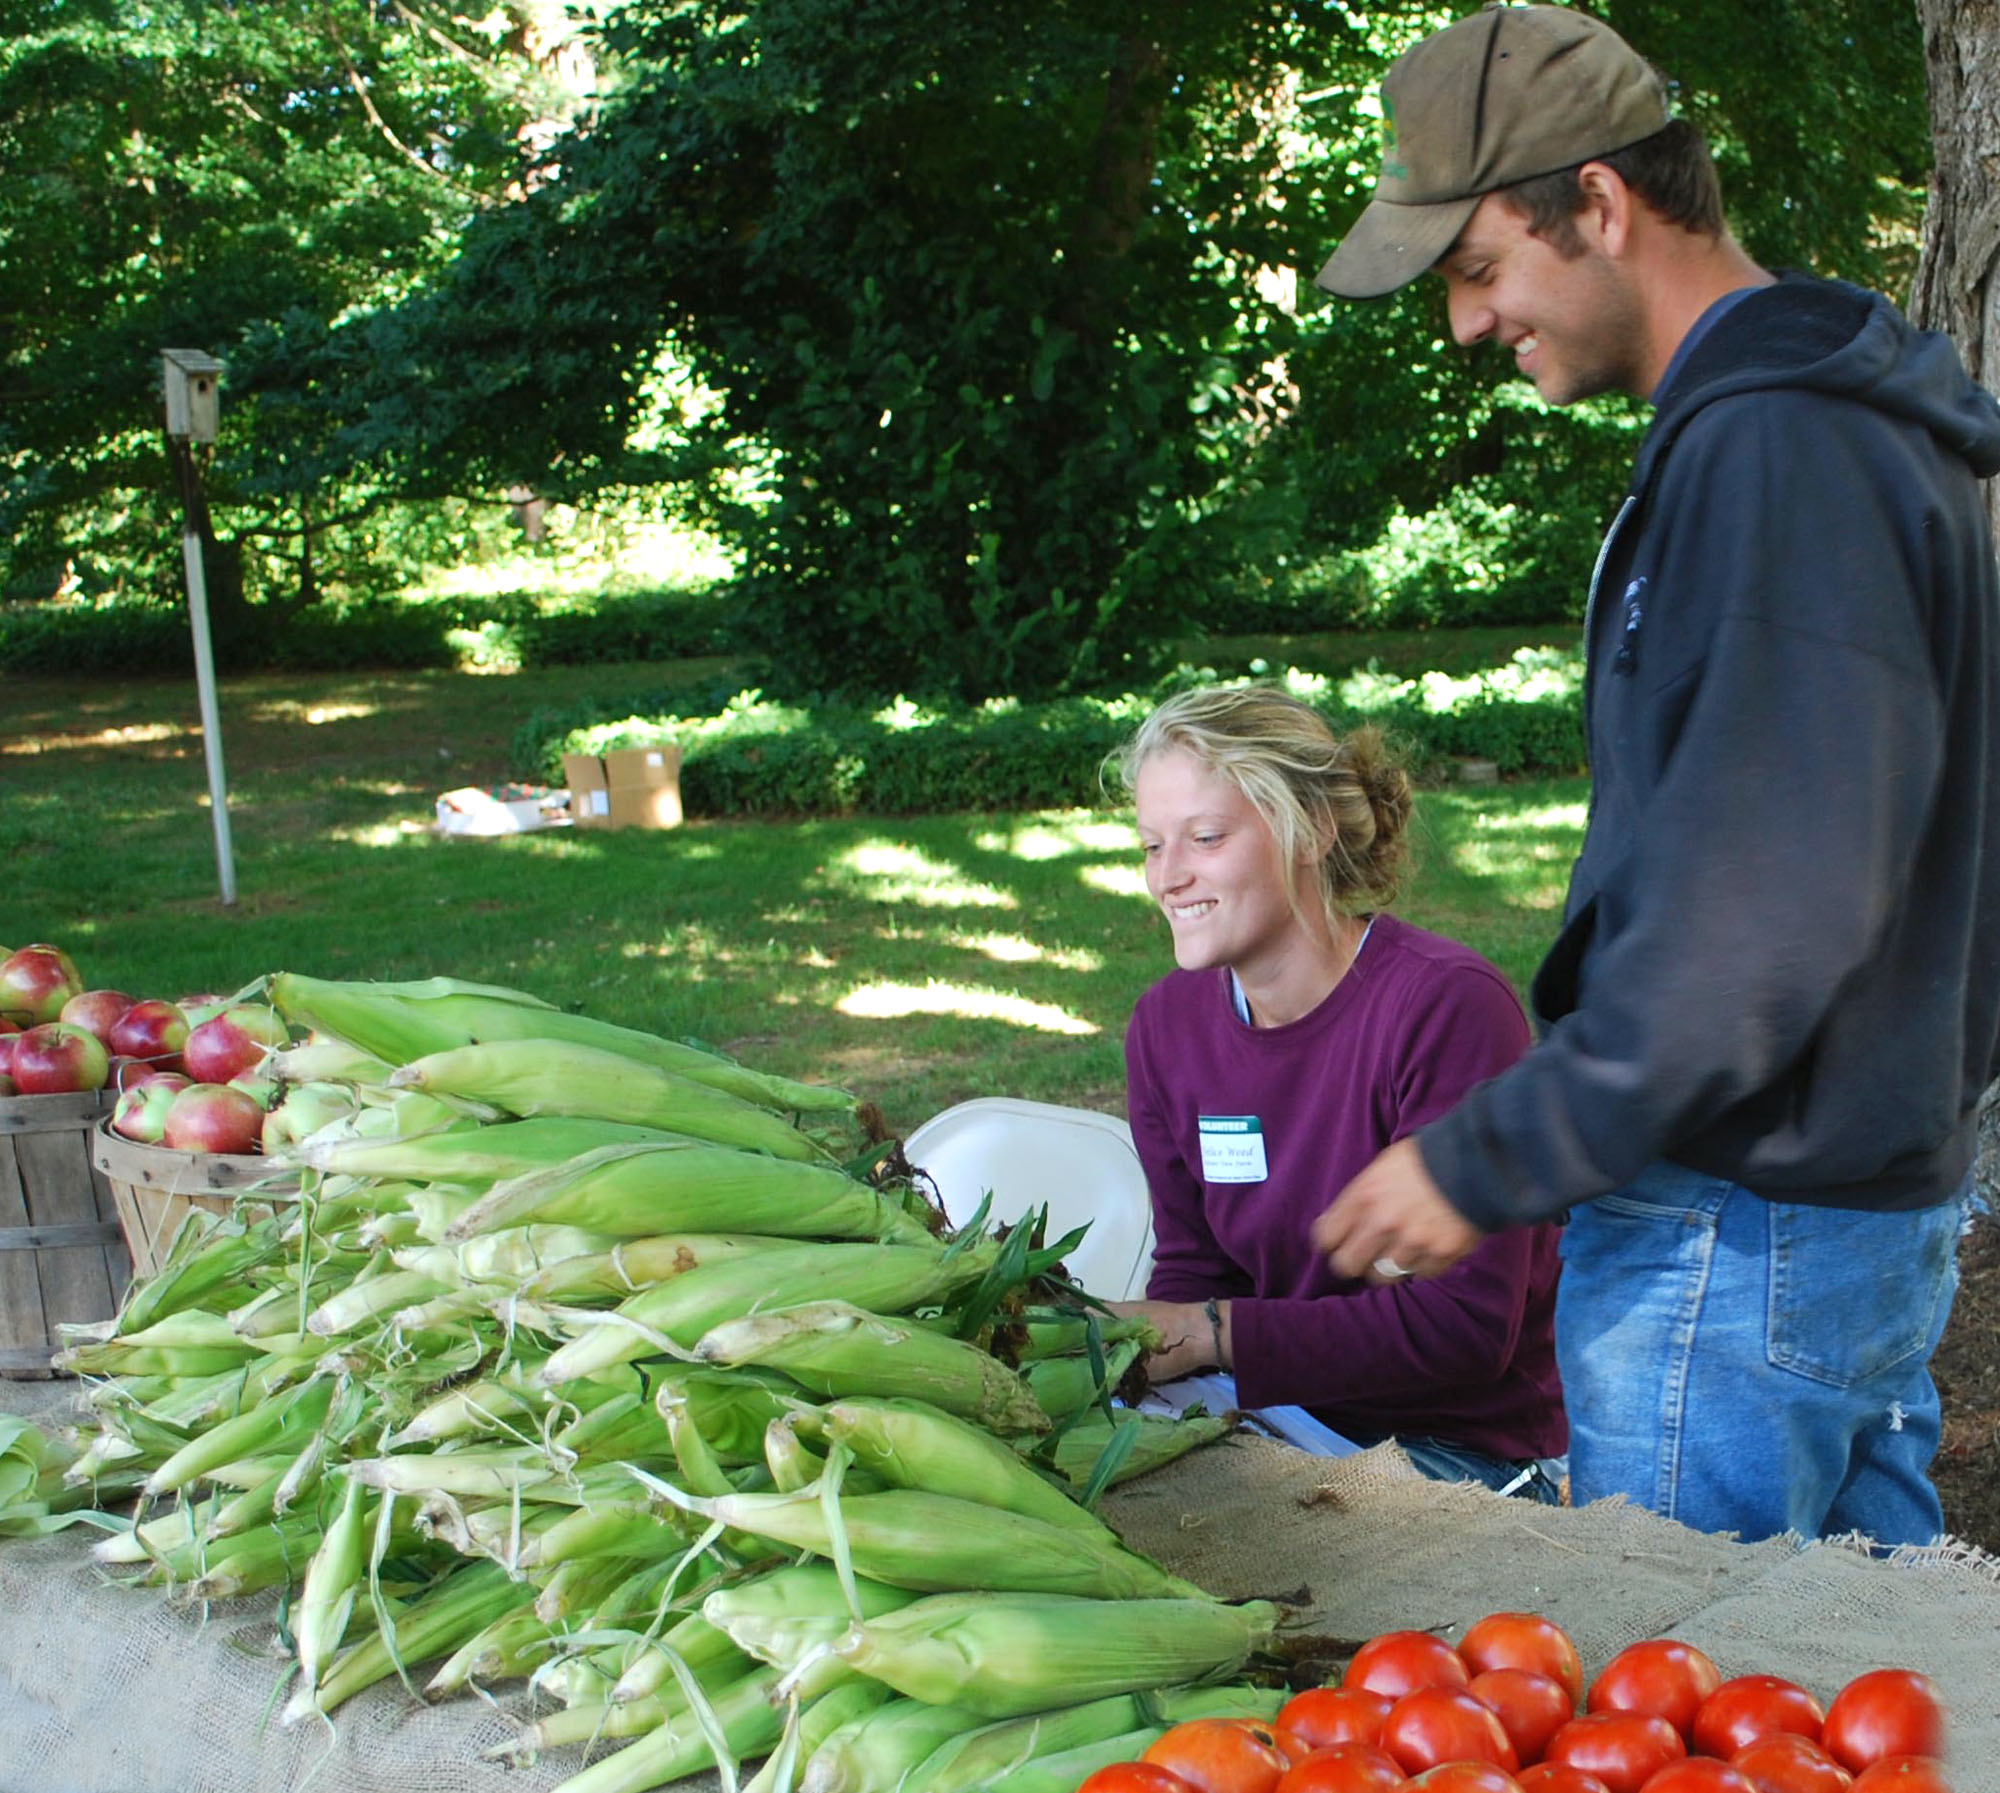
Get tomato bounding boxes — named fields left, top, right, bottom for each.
left=1692, top=1678, right=1825, bottom=1759
left=1818, top=1671, right=1947, bottom=1772
left=1728, top=1734, right=1854, bottom=1793
left=1459, top=1612, right=1587, bottom=1708
left=1279, top=1687, right=1396, bottom=1753
left=1587, top=1641, right=1724, bottom=1742
left=1632, top=1763, right=1756, bottom=1792
left=1273, top=1744, right=1409, bottom=1793
left=1471, top=1667, right=1576, bottom=1766
left=1143, top=1719, right=1291, bottom=1793
left=1081, top=1766, right=1201, bottom=1793
left=1408, top=1766, right=1523, bottom=1792
left=1381, top=1687, right=1520, bottom=1774
left=1543, top=1712, right=1687, bottom=1793
left=1847, top=1760, right=1952, bottom=1793
left=1518, top=1767, right=1614, bottom=1793
left=1346, top=1630, right=1474, bottom=1700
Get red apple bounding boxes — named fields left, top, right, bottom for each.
left=109, top=1000, right=192, bottom=1070
left=10, top=1021, right=112, bottom=1094
left=0, top=944, right=84, bottom=1026
left=182, top=1006, right=290, bottom=1085
left=59, top=988, right=136, bottom=1048
left=160, top=1083, right=265, bottom=1155
left=0, top=1032, right=17, bottom=1079
left=177, top=993, right=230, bottom=1027
left=110, top=1072, right=192, bottom=1144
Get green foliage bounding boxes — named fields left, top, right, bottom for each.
left=0, top=589, right=736, bottom=677
left=514, top=651, right=1585, bottom=816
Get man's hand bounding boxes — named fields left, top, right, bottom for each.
left=1104, top=1298, right=1225, bottom=1385
left=1309, top=1136, right=1485, bottom=1281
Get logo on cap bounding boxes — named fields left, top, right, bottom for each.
left=1379, top=96, right=1406, bottom=183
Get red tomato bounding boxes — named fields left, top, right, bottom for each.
left=1819, top=1672, right=1947, bottom=1772
left=1518, top=1768, right=1615, bottom=1793
left=1544, top=1712, right=1687, bottom=1793
left=1409, top=1766, right=1523, bottom=1793
left=1381, top=1687, right=1520, bottom=1774
left=1279, top=1687, right=1396, bottom=1753
left=1081, top=1766, right=1201, bottom=1793
left=1633, top=1764, right=1756, bottom=1792
left=1692, top=1678, right=1825, bottom=1759
left=1143, top=1719, right=1291, bottom=1793
left=1472, top=1667, right=1577, bottom=1766
left=1347, top=1631, right=1474, bottom=1700
left=1588, top=1641, right=1725, bottom=1742
left=1728, top=1734, right=1854, bottom=1793
left=1460, top=1612, right=1587, bottom=1708
left=1273, top=1744, right=1409, bottom=1793
left=1847, top=1760, right=1952, bottom=1793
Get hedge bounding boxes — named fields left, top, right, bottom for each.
left=512, top=651, right=1587, bottom=818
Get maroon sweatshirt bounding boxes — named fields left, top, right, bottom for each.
left=1127, top=913, right=1566, bottom=1460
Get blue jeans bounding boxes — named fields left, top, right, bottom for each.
left=1556, top=1162, right=1970, bottom=1546
left=1344, top=1430, right=1564, bottom=1504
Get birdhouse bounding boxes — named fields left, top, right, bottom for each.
left=162, top=349, right=223, bottom=443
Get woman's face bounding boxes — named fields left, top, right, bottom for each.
left=1133, top=747, right=1314, bottom=978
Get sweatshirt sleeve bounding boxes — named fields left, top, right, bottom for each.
left=1420, top=396, right=1946, bottom=1231
left=1227, top=961, right=1541, bottom=1409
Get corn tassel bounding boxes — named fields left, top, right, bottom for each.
left=389, top=1039, right=831, bottom=1162
left=832, top=1592, right=1280, bottom=1717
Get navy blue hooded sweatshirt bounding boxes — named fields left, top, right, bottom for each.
left=1422, top=275, right=2000, bottom=1229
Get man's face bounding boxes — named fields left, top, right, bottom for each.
left=1435, top=192, right=1647, bottom=405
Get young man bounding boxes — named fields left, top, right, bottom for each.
left=1307, top=3, right=2000, bottom=1546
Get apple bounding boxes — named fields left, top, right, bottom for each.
left=177, top=993, right=231, bottom=1027
left=0, top=1073, right=14, bottom=1098
left=228, top=1073, right=282, bottom=1110
left=0, top=944, right=84, bottom=1026
left=109, top=999, right=192, bottom=1071
left=182, top=1006, right=290, bottom=1085
left=0, top=1032, right=17, bottom=1079
left=110, top=1072, right=192, bottom=1144
left=261, top=1082, right=361, bottom=1154
left=10, top=1021, right=112, bottom=1094
left=160, top=1083, right=266, bottom=1155
left=59, top=988, right=136, bottom=1048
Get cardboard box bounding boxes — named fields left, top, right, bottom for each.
left=435, top=784, right=570, bottom=836
left=564, top=745, right=683, bottom=831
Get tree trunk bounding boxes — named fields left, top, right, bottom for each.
left=1910, top=0, right=2000, bottom=541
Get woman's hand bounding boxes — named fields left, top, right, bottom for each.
left=1105, top=1298, right=1230, bottom=1385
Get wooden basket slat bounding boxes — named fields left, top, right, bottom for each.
left=0, top=1091, right=126, bottom=1379
left=92, top=1121, right=299, bottom=1283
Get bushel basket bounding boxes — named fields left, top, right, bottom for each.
left=93, top=1120, right=301, bottom=1284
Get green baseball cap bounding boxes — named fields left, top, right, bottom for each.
left=1315, top=4, right=1671, bottom=299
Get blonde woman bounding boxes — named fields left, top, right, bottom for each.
left=1109, top=685, right=1565, bottom=1495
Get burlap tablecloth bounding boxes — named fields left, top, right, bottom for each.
left=3, top=1380, right=1996, bottom=1792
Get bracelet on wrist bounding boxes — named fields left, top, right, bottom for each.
left=1202, top=1297, right=1225, bottom=1370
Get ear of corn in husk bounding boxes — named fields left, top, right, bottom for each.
left=799, top=1696, right=992, bottom=1793
left=389, top=1039, right=833, bottom=1163
left=831, top=1592, right=1281, bottom=1717
left=1022, top=1337, right=1146, bottom=1422
left=271, top=972, right=857, bottom=1115
left=446, top=1141, right=933, bottom=1246
left=517, top=1232, right=792, bottom=1304
left=293, top=1472, right=369, bottom=1691
left=292, top=1116, right=686, bottom=1183
left=536, top=1241, right=998, bottom=1387
left=806, top=1395, right=1108, bottom=1536
left=1042, top=1408, right=1237, bottom=1489
left=741, top=1679, right=895, bottom=1793
left=532, top=1662, right=789, bottom=1793
left=695, top=1301, right=1049, bottom=1435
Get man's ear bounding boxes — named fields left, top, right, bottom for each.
left=1574, top=161, right=1634, bottom=257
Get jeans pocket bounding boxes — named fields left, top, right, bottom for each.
left=1765, top=1197, right=1963, bottom=1388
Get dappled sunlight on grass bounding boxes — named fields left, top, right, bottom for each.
left=833, top=841, right=1015, bottom=908
left=1078, top=863, right=1151, bottom=901
left=971, top=816, right=1135, bottom=860
left=948, top=930, right=1106, bottom=972
left=247, top=698, right=384, bottom=726
left=835, top=979, right=1098, bottom=1035
left=2, top=718, right=189, bottom=754
left=325, top=820, right=429, bottom=847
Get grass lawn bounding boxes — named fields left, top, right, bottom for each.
left=2, top=661, right=1586, bottom=1135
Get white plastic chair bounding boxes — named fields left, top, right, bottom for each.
left=902, top=1097, right=1156, bottom=1301
left=902, top=1096, right=1354, bottom=1457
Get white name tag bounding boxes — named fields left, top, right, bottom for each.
left=1197, top=1115, right=1268, bottom=1184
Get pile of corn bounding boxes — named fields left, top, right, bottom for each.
left=24, top=974, right=1278, bottom=1793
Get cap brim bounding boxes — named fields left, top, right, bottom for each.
left=1314, top=192, right=1482, bottom=299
